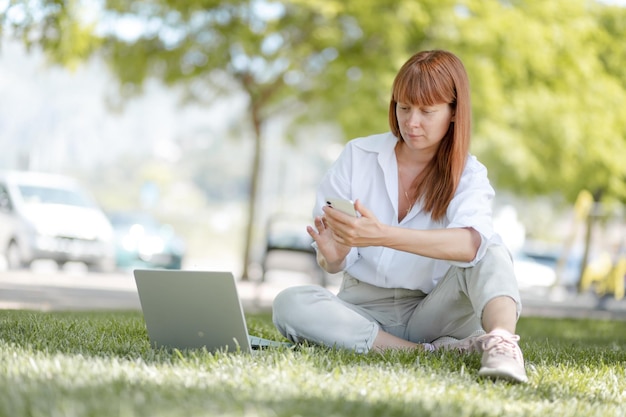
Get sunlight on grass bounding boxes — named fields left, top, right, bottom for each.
left=1, top=311, right=625, bottom=417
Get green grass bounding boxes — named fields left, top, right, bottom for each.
left=1, top=310, right=626, bottom=417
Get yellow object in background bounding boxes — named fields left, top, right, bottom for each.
left=574, top=189, right=594, bottom=222
left=580, top=253, right=626, bottom=300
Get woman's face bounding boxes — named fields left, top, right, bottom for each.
left=395, top=102, right=454, bottom=152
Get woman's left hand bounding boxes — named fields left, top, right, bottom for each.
left=322, top=199, right=386, bottom=247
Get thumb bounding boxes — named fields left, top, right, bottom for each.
left=353, top=199, right=373, bottom=218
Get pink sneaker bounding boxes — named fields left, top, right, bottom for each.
left=475, top=330, right=528, bottom=383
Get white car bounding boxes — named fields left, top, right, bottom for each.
left=513, top=252, right=558, bottom=289
left=0, top=170, right=115, bottom=272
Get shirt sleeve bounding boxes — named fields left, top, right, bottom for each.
left=310, top=142, right=360, bottom=269
left=446, top=156, right=502, bottom=267
left=313, top=144, right=353, bottom=217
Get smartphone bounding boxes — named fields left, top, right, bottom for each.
left=325, top=197, right=357, bottom=217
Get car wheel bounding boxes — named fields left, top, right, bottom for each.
left=6, top=241, right=24, bottom=270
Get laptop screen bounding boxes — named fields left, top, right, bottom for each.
left=134, top=269, right=253, bottom=353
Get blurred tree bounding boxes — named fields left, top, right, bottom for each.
left=440, top=0, right=626, bottom=204
left=439, top=0, right=626, bottom=289
left=0, top=0, right=100, bottom=69
left=2, top=0, right=625, bottom=281
left=1, top=0, right=456, bottom=279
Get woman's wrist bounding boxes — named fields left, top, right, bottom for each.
left=318, top=251, right=347, bottom=273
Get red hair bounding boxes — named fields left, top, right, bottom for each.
left=389, top=50, right=471, bottom=221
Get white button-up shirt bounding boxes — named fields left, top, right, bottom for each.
left=314, top=132, right=503, bottom=292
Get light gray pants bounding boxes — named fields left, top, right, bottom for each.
left=272, top=244, right=521, bottom=353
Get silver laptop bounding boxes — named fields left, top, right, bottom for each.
left=133, top=269, right=290, bottom=353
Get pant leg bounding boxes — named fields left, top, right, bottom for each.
left=406, top=244, right=522, bottom=343
left=337, top=274, right=425, bottom=339
left=272, top=274, right=425, bottom=353
left=272, top=284, right=380, bottom=353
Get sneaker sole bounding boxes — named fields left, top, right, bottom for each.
left=478, top=366, right=528, bottom=383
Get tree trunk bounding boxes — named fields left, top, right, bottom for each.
left=576, top=189, right=603, bottom=293
left=576, top=210, right=594, bottom=293
left=240, top=104, right=264, bottom=281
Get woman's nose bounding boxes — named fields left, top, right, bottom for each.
left=406, top=110, right=422, bottom=127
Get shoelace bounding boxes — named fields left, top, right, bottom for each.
left=475, top=333, right=522, bottom=363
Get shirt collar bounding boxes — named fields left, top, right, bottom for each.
left=353, top=132, right=404, bottom=218
left=352, top=132, right=399, bottom=158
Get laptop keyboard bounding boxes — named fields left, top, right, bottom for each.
left=248, top=335, right=293, bottom=349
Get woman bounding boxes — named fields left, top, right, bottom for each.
left=272, top=50, right=528, bottom=383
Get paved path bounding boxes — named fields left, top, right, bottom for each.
left=1, top=267, right=626, bottom=321
left=244, top=278, right=626, bottom=321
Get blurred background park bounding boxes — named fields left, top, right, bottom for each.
left=0, top=0, right=625, bottom=295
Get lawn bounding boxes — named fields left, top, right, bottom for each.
left=1, top=310, right=625, bottom=417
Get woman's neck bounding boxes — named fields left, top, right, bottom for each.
left=395, top=141, right=431, bottom=174
left=395, top=141, right=431, bottom=221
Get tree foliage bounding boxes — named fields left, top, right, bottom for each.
left=2, top=0, right=625, bottom=276
left=1, top=0, right=100, bottom=69
left=439, top=0, right=626, bottom=203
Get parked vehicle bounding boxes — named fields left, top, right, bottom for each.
left=108, top=211, right=185, bottom=270
left=260, top=214, right=329, bottom=285
left=512, top=251, right=558, bottom=289
left=0, top=170, right=115, bottom=271
left=522, top=246, right=585, bottom=288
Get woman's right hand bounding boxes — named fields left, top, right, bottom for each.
left=306, top=215, right=351, bottom=273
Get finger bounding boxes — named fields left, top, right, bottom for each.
left=324, top=206, right=356, bottom=229
left=314, top=216, right=325, bottom=230
left=321, top=204, right=334, bottom=218
left=333, top=233, right=349, bottom=247
left=320, top=209, right=338, bottom=229
left=353, top=199, right=372, bottom=218
left=322, top=204, right=349, bottom=221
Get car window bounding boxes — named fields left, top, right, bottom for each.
left=18, top=185, right=96, bottom=208
left=109, top=212, right=159, bottom=229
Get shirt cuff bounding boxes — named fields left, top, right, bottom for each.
left=311, top=242, right=359, bottom=271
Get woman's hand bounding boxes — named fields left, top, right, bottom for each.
left=312, top=199, right=481, bottom=265
left=322, top=199, right=386, bottom=247
left=308, top=199, right=387, bottom=272
left=306, top=215, right=351, bottom=273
